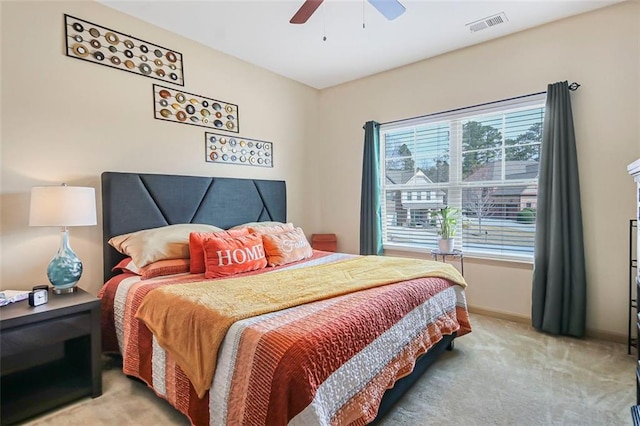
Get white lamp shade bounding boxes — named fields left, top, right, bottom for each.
left=29, top=185, right=97, bottom=227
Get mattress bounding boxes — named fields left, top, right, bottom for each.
left=99, top=252, right=471, bottom=425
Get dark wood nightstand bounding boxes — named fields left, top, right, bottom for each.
left=0, top=288, right=101, bottom=425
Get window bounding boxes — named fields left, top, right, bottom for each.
left=380, top=94, right=545, bottom=260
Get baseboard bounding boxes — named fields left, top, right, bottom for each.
left=468, top=305, right=627, bottom=344
left=468, top=305, right=530, bottom=325
left=586, top=329, right=627, bottom=344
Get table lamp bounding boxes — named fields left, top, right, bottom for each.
left=29, top=184, right=97, bottom=294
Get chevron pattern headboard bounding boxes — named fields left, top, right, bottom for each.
left=101, top=171, right=286, bottom=281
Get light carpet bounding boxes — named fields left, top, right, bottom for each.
left=23, top=314, right=635, bottom=425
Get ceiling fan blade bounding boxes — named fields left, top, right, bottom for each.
left=367, top=0, right=406, bottom=21
left=290, top=0, right=324, bottom=24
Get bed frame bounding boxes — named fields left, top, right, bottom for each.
left=100, top=171, right=454, bottom=423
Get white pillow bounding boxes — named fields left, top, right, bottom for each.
left=109, top=223, right=222, bottom=268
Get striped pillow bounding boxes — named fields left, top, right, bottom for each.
left=112, top=257, right=190, bottom=280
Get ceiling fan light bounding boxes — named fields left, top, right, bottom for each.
left=368, top=0, right=406, bottom=21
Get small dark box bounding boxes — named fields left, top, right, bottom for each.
left=312, top=234, right=337, bottom=252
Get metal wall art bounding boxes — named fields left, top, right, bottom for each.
left=205, top=132, right=272, bottom=168
left=64, top=15, right=184, bottom=86
left=153, top=84, right=239, bottom=132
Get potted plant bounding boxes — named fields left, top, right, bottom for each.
left=431, top=206, right=460, bottom=253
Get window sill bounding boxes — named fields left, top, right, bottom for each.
left=382, top=243, right=534, bottom=266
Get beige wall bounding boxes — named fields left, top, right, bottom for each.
left=0, top=1, right=320, bottom=295
left=315, top=1, right=640, bottom=338
left=1, top=1, right=638, bottom=339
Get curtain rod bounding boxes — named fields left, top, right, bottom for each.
left=379, top=81, right=581, bottom=126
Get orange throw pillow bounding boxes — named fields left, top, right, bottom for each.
left=203, top=233, right=267, bottom=278
left=189, top=228, right=249, bottom=274
left=262, top=227, right=313, bottom=267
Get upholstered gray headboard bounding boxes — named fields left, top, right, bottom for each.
left=101, top=171, right=286, bottom=282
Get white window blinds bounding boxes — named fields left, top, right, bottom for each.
left=380, top=94, right=545, bottom=260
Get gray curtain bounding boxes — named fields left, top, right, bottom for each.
left=360, top=121, right=383, bottom=255
left=532, top=81, right=586, bottom=337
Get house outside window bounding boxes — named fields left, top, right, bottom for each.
left=380, top=94, right=545, bottom=260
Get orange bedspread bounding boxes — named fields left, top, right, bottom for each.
left=100, top=252, right=472, bottom=425
left=135, top=255, right=467, bottom=397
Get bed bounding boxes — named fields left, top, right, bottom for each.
left=99, top=171, right=471, bottom=426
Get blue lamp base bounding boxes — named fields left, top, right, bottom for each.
left=47, top=229, right=83, bottom=294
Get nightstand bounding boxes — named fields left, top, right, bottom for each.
left=0, top=288, right=101, bottom=425
left=312, top=234, right=337, bottom=252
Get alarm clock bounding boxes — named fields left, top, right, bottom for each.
left=28, top=285, right=48, bottom=307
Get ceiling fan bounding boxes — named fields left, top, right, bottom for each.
left=290, top=0, right=406, bottom=24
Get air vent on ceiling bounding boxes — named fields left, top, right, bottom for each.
left=466, top=12, right=508, bottom=33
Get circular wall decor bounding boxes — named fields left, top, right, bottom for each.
left=139, top=63, right=152, bottom=75
left=65, top=15, right=184, bottom=86
left=153, top=84, right=239, bottom=132
left=166, top=51, right=177, bottom=63
left=205, top=132, right=271, bottom=168
left=72, top=43, right=89, bottom=58
left=105, top=32, right=119, bottom=45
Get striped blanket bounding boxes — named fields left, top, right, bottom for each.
left=99, top=252, right=471, bottom=425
